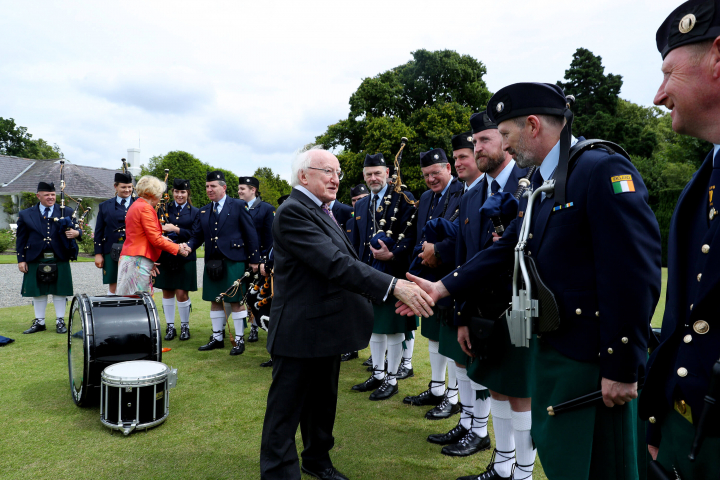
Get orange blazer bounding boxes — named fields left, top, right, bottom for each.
left=121, top=199, right=180, bottom=261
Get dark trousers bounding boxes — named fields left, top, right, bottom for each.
left=260, top=354, right=341, bottom=480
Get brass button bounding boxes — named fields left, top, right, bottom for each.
left=649, top=416, right=656, bottom=424
left=684, top=334, right=692, bottom=343
left=693, top=320, right=709, bottom=334
left=697, top=273, right=702, bottom=282
left=457, top=312, right=461, bottom=316
left=622, top=337, right=628, bottom=344
left=453, top=272, right=458, bottom=277
left=677, top=367, right=688, bottom=377
left=527, top=251, right=531, bottom=256
left=702, top=244, right=710, bottom=254
left=595, top=311, right=600, bottom=317
left=575, top=308, right=582, bottom=315
left=528, top=233, right=533, bottom=239
left=608, top=348, right=614, bottom=354
left=690, top=304, right=694, bottom=311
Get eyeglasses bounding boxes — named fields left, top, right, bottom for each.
left=307, top=167, right=344, bottom=181
left=422, top=170, right=445, bottom=180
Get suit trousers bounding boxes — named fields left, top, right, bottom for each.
left=260, top=354, right=341, bottom=480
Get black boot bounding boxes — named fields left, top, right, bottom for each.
left=396, top=357, right=414, bottom=380
left=362, top=355, right=373, bottom=367
left=340, top=351, right=358, bottom=362
left=198, top=331, right=225, bottom=351
left=230, top=336, right=245, bottom=355
left=352, top=368, right=384, bottom=392
left=456, top=449, right=516, bottom=480
left=369, top=375, right=398, bottom=401
left=441, top=431, right=491, bottom=457
left=55, top=318, right=67, bottom=334
left=165, top=324, right=176, bottom=340
left=23, top=319, right=46, bottom=334
left=427, top=419, right=469, bottom=445
left=425, top=387, right=461, bottom=420
left=179, top=324, right=190, bottom=340
left=403, top=381, right=445, bottom=406
left=248, top=325, right=259, bottom=343
left=260, top=358, right=273, bottom=367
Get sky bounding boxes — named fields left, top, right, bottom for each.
left=0, top=0, right=680, bottom=180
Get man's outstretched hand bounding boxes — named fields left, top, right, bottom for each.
left=392, top=279, right=435, bottom=318
left=395, top=273, right=449, bottom=316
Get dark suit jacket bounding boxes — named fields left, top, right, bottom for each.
left=331, top=200, right=353, bottom=231
left=267, top=189, right=393, bottom=358
left=248, top=199, right=275, bottom=258
left=443, top=148, right=661, bottom=384
left=157, top=202, right=201, bottom=264
left=415, top=177, right=464, bottom=263
left=94, top=197, right=135, bottom=255
left=16, top=204, right=80, bottom=262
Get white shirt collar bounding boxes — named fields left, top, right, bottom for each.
left=713, top=144, right=720, bottom=166
left=372, top=184, right=389, bottom=202
left=538, top=136, right=579, bottom=182
left=486, top=160, right=516, bottom=195
left=464, top=173, right=485, bottom=192
left=116, top=195, right=130, bottom=205
left=294, top=185, right=323, bottom=207
left=328, top=200, right=335, bottom=209
left=175, top=201, right=186, bottom=211
left=39, top=203, right=54, bottom=215
left=247, top=197, right=257, bottom=208
left=214, top=194, right=227, bottom=208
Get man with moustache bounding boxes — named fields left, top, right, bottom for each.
left=404, top=84, right=661, bottom=480
left=260, top=146, right=434, bottom=480
left=403, top=147, right=464, bottom=420
left=639, top=2, right=720, bottom=478
left=350, top=152, right=417, bottom=401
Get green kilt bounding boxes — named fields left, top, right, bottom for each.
left=202, top=260, right=246, bottom=302
left=466, top=331, right=531, bottom=398
left=372, top=302, right=416, bottom=335
left=438, top=323, right=468, bottom=366
left=22, top=256, right=73, bottom=297
left=656, top=410, right=720, bottom=479
left=530, top=338, right=642, bottom=480
left=420, top=314, right=441, bottom=341
left=102, top=253, right=120, bottom=284
left=154, top=260, right=198, bottom=291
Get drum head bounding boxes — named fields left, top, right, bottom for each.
left=102, top=360, right=169, bottom=384
left=67, top=294, right=90, bottom=406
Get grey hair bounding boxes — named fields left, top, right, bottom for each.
left=291, top=145, right=326, bottom=187
left=217, top=180, right=226, bottom=187
left=512, top=114, right=566, bottom=130
left=135, top=175, right=166, bottom=200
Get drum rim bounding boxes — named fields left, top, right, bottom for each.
left=101, top=360, right=170, bottom=383
left=67, top=293, right=94, bottom=405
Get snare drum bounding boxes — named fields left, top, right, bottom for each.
left=100, top=360, right=178, bottom=435
left=67, top=293, right=162, bottom=406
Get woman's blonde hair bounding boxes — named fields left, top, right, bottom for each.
left=135, top=176, right=166, bottom=200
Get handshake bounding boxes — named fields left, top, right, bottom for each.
left=177, top=243, right=191, bottom=257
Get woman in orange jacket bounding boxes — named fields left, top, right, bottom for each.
left=115, top=175, right=190, bottom=295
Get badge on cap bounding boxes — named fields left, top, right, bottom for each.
left=496, top=102, right=504, bottom=113
left=434, top=154, right=439, bottom=160
left=679, top=13, right=696, bottom=33
left=216, top=174, right=220, bottom=179
left=467, top=136, right=472, bottom=142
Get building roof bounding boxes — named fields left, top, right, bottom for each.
left=0, top=154, right=122, bottom=200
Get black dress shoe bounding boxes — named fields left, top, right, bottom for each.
left=165, top=325, right=176, bottom=340
left=362, top=355, right=373, bottom=367
left=340, top=351, right=358, bottom=362
left=369, top=377, right=398, bottom=401
left=403, top=381, right=445, bottom=406
left=425, top=393, right=461, bottom=420
left=427, top=422, right=468, bottom=445
left=248, top=325, right=259, bottom=343
left=55, top=318, right=67, bottom=334
left=300, top=465, right=349, bottom=480
left=260, top=358, right=273, bottom=367
left=229, top=337, right=245, bottom=355
left=457, top=466, right=511, bottom=480
left=352, top=374, right=384, bottom=392
left=23, top=319, right=46, bottom=334
left=198, top=337, right=225, bottom=351
left=441, top=431, right=491, bottom=457
left=179, top=325, right=190, bottom=340
left=395, top=364, right=414, bottom=380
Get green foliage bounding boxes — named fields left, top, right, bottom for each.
left=656, top=188, right=685, bottom=267
left=77, top=224, right=94, bottom=255
left=3, top=192, right=39, bottom=222
left=316, top=49, right=490, bottom=202
left=0, top=117, right=63, bottom=159
left=253, top=167, right=291, bottom=208
left=141, top=151, right=226, bottom=207
left=0, top=228, right=14, bottom=253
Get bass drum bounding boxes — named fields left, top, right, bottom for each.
left=67, top=293, right=162, bottom=406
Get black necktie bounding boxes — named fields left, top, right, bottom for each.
left=42, top=207, right=48, bottom=218
left=491, top=180, right=500, bottom=195
left=122, top=198, right=128, bottom=209
left=430, top=192, right=439, bottom=210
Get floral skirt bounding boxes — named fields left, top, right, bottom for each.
left=116, top=255, right=155, bottom=295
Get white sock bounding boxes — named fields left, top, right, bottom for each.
left=447, top=362, right=458, bottom=404
left=491, top=398, right=516, bottom=478
left=53, top=296, right=67, bottom=320
left=107, top=289, right=114, bottom=295
left=32, top=296, right=48, bottom=324
left=386, top=333, right=404, bottom=386
left=456, top=366, right=474, bottom=430
left=210, top=310, right=225, bottom=341
left=512, top=410, right=535, bottom=480
left=162, top=298, right=176, bottom=325
left=369, top=333, right=387, bottom=380
left=471, top=382, right=490, bottom=438
left=232, top=310, right=247, bottom=339
left=428, top=340, right=447, bottom=396
left=177, top=300, right=191, bottom=326
left=402, top=335, right=414, bottom=369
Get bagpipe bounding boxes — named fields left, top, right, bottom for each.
left=369, top=137, right=418, bottom=273
left=246, top=271, right=273, bottom=332
left=54, top=160, right=92, bottom=260
left=122, top=157, right=137, bottom=199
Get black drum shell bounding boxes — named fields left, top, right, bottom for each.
left=68, top=293, right=162, bottom=406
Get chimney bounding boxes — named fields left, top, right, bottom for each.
left=126, top=148, right=141, bottom=178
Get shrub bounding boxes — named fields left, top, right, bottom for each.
left=78, top=224, right=94, bottom=255
left=0, top=228, right=14, bottom=253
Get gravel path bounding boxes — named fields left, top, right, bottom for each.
left=0, top=258, right=205, bottom=309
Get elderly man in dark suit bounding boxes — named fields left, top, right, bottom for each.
left=260, top=146, right=434, bottom=480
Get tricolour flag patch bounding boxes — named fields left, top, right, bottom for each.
left=611, top=175, right=635, bottom=194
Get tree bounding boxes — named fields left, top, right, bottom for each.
left=316, top=49, right=491, bottom=202
left=0, top=117, right=63, bottom=159
left=253, top=167, right=291, bottom=208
